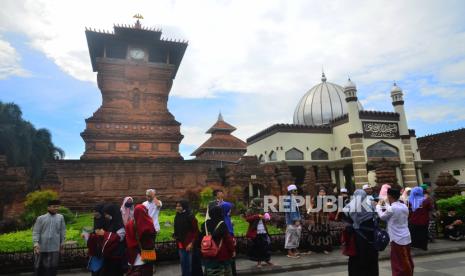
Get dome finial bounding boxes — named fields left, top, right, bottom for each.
left=218, top=111, right=224, bottom=121
left=321, top=68, right=327, bottom=82
left=391, top=81, right=402, bottom=93
left=344, top=76, right=356, bottom=90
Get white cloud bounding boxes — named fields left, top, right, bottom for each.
left=439, top=59, right=465, bottom=85
left=0, top=37, right=28, bottom=79
left=359, top=91, right=390, bottom=109
left=2, top=0, right=465, bottom=97
left=1, top=0, right=465, bottom=155
left=180, top=125, right=209, bottom=149
left=410, top=105, right=465, bottom=123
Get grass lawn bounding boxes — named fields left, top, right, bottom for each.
left=0, top=210, right=282, bottom=252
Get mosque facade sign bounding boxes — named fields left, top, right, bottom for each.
left=362, top=121, right=400, bottom=139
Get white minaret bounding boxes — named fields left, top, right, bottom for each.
left=343, top=78, right=362, bottom=133
left=391, top=83, right=409, bottom=136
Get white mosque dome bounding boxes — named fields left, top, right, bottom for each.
left=293, top=73, right=363, bottom=126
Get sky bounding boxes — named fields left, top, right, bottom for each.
left=1, top=0, right=465, bottom=159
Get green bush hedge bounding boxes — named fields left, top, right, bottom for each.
left=0, top=210, right=283, bottom=252
left=21, top=190, right=75, bottom=226
left=200, top=187, right=214, bottom=209
left=436, top=195, right=465, bottom=216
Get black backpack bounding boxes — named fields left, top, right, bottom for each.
left=356, top=218, right=390, bottom=251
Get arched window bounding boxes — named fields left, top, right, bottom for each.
left=269, top=151, right=277, bottom=161
left=367, top=141, right=399, bottom=158
left=340, top=147, right=351, bottom=158
left=311, top=148, right=329, bottom=160
left=258, top=154, right=265, bottom=163
left=285, top=148, right=304, bottom=160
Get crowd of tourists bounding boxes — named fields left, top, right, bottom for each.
left=31, top=183, right=465, bottom=276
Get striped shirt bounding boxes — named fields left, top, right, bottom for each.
left=32, top=213, right=66, bottom=252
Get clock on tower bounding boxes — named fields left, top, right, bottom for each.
left=82, top=19, right=187, bottom=159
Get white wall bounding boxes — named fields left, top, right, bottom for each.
left=332, top=122, right=352, bottom=158
left=422, top=157, right=465, bottom=185
left=410, top=136, right=421, bottom=161
left=247, top=132, right=334, bottom=161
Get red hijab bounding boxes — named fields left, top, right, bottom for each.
left=125, top=204, right=155, bottom=249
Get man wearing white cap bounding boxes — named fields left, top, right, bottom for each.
left=340, top=188, right=350, bottom=207
left=363, top=184, right=376, bottom=208
left=284, top=184, right=302, bottom=258
left=362, top=184, right=373, bottom=196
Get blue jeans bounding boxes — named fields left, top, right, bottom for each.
left=179, top=248, right=193, bottom=276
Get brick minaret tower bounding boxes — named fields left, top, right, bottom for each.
left=81, top=18, right=187, bottom=159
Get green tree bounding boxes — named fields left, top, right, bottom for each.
left=0, top=101, right=64, bottom=190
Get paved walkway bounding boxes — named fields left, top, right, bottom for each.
left=260, top=251, right=465, bottom=276
left=10, top=239, right=465, bottom=276
left=157, top=239, right=465, bottom=275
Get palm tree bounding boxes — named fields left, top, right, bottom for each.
left=0, top=101, right=65, bottom=190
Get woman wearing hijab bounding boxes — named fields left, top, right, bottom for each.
left=245, top=198, right=273, bottom=267
left=306, top=188, right=332, bottom=255
left=100, top=203, right=126, bottom=276
left=86, top=204, right=106, bottom=276
left=125, top=204, right=156, bottom=276
left=344, top=189, right=379, bottom=276
left=174, top=200, right=202, bottom=276
left=408, top=186, right=432, bottom=250
left=220, top=201, right=237, bottom=276
left=121, top=197, right=135, bottom=226
left=200, top=205, right=235, bottom=276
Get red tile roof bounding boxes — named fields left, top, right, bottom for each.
left=191, top=134, right=247, bottom=156
left=417, top=128, right=465, bottom=160
left=192, top=114, right=246, bottom=157
left=206, top=120, right=236, bottom=133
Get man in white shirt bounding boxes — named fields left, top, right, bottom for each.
left=376, top=188, right=414, bottom=276
left=143, top=189, right=162, bottom=234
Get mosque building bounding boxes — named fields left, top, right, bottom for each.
left=246, top=73, right=428, bottom=189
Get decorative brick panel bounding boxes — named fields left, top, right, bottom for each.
left=139, top=143, right=151, bottom=152
left=159, top=143, right=171, bottom=152
left=116, top=142, right=130, bottom=151
left=95, top=142, right=108, bottom=151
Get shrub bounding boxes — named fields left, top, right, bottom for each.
left=22, top=190, right=58, bottom=226
left=58, top=207, right=76, bottom=224
left=24, top=190, right=58, bottom=210
left=436, top=195, right=465, bottom=216
left=234, top=201, right=247, bottom=215
left=200, top=187, right=214, bottom=209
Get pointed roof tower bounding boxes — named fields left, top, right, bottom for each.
left=206, top=112, right=237, bottom=134
left=191, top=113, right=247, bottom=161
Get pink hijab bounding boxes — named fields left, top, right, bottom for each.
left=120, top=196, right=134, bottom=226
left=379, top=184, right=391, bottom=199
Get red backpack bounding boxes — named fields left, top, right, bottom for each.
left=201, top=221, right=223, bottom=257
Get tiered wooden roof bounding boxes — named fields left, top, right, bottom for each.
left=191, top=113, right=247, bottom=157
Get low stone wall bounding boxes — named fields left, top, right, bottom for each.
left=41, top=159, right=226, bottom=211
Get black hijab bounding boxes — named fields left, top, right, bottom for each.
left=204, top=206, right=226, bottom=242
left=174, top=200, right=195, bottom=242
left=93, top=204, right=106, bottom=230
left=103, top=204, right=124, bottom=232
